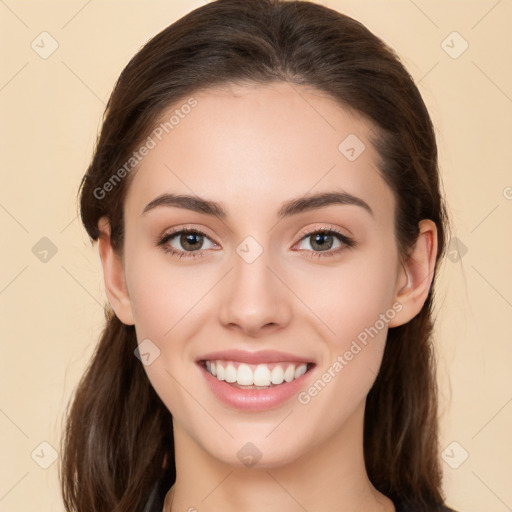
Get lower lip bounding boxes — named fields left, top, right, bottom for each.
left=198, top=362, right=315, bottom=411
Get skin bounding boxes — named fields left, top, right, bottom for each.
left=97, top=81, right=437, bottom=512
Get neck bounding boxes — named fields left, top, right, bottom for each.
left=165, top=402, right=394, bottom=512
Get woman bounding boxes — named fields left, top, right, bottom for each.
left=59, top=0, right=457, bottom=511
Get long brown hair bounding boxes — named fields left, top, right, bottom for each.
left=60, top=1, right=451, bottom=510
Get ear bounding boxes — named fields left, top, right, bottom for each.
left=388, top=219, right=438, bottom=328
left=97, top=216, right=135, bottom=326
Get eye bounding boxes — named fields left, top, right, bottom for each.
left=294, top=227, right=355, bottom=259
left=157, top=226, right=355, bottom=260
left=157, top=228, right=218, bottom=259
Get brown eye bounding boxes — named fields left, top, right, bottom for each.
left=295, top=229, right=355, bottom=256
left=308, top=232, right=335, bottom=251
left=179, top=232, right=205, bottom=251
left=158, top=228, right=218, bottom=259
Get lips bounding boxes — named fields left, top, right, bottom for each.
left=196, top=349, right=316, bottom=411
left=197, top=349, right=314, bottom=365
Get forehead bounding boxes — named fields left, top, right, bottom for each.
left=124, top=81, right=394, bottom=221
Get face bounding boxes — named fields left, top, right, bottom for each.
left=112, top=81, right=409, bottom=468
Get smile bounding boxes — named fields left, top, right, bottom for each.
left=197, top=352, right=317, bottom=411
left=202, top=360, right=311, bottom=388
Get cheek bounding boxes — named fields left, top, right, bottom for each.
left=124, top=248, right=209, bottom=418
left=293, top=278, right=396, bottom=438
left=297, top=246, right=398, bottom=348
left=125, top=242, right=208, bottom=342
left=294, top=244, right=398, bottom=403
left=332, top=271, right=396, bottom=346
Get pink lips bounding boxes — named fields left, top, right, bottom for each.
left=197, top=349, right=313, bottom=365
left=196, top=349, right=316, bottom=411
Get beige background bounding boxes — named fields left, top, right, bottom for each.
left=1, top=1, right=511, bottom=510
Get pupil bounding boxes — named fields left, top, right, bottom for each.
left=313, top=233, right=332, bottom=250
left=182, top=233, right=202, bottom=250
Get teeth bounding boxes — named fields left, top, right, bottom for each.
left=237, top=363, right=253, bottom=385
left=205, top=360, right=309, bottom=387
left=225, top=363, right=237, bottom=383
left=253, top=365, right=271, bottom=386
left=284, top=364, right=295, bottom=382
left=295, top=364, right=307, bottom=379
left=216, top=363, right=225, bottom=381
left=271, top=366, right=284, bottom=385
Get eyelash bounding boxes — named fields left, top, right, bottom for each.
left=156, top=226, right=356, bottom=260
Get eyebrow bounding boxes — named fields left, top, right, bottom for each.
left=142, top=190, right=374, bottom=219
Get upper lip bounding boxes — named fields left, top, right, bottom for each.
left=197, top=349, right=315, bottom=365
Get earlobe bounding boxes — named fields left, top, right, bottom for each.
left=388, top=220, right=438, bottom=328
left=97, top=217, right=135, bottom=326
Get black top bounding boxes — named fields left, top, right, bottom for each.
left=143, top=475, right=168, bottom=512
left=143, top=476, right=459, bottom=512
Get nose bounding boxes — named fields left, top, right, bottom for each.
left=218, top=247, right=292, bottom=337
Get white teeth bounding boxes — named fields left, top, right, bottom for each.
left=225, top=363, right=237, bottom=383
left=253, top=365, right=271, bottom=386
left=204, top=360, right=310, bottom=387
left=237, top=363, right=253, bottom=385
left=284, top=364, right=295, bottom=383
left=216, top=363, right=225, bottom=381
left=271, top=365, right=284, bottom=384
left=295, top=364, right=307, bottom=379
